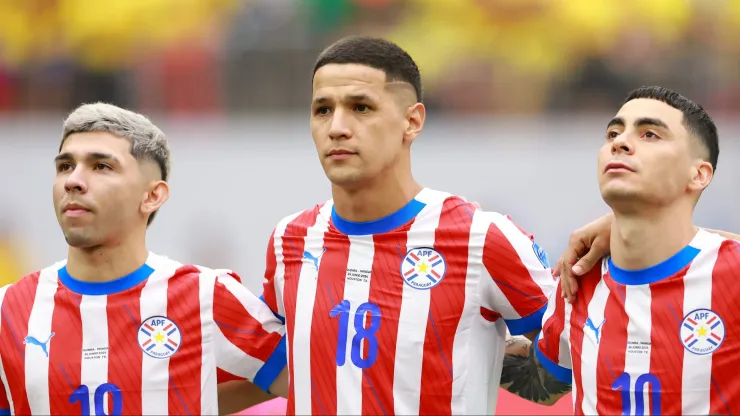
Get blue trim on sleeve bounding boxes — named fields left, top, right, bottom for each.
left=534, top=333, right=572, bottom=384
left=58, top=262, right=154, bottom=295
left=608, top=245, right=700, bottom=285
left=331, top=198, right=426, bottom=236
left=259, top=294, right=285, bottom=325
left=253, top=335, right=287, bottom=393
left=0, top=409, right=10, bottom=415
left=504, top=303, right=547, bottom=336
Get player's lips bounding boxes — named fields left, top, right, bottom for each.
left=604, top=161, right=635, bottom=173
left=62, top=202, right=92, bottom=217
left=327, top=148, right=357, bottom=160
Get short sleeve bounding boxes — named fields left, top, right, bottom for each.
left=535, top=279, right=573, bottom=384
left=478, top=212, right=556, bottom=335
left=261, top=229, right=285, bottom=323
left=212, top=272, right=287, bottom=393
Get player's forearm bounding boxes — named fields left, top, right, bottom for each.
left=500, top=334, right=572, bottom=406
left=702, top=228, right=740, bottom=241
left=217, top=380, right=275, bottom=416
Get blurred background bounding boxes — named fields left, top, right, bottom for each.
left=1, top=0, right=739, bottom=413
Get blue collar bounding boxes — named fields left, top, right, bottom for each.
left=59, top=262, right=154, bottom=295
left=331, top=198, right=426, bottom=236
left=608, top=244, right=700, bottom=285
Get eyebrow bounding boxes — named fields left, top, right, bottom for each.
left=312, top=93, right=377, bottom=106
left=606, top=116, right=670, bottom=131
left=54, top=152, right=120, bottom=164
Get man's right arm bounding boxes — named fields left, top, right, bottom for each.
left=500, top=280, right=573, bottom=406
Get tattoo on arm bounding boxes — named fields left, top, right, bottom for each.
left=499, top=336, right=572, bottom=406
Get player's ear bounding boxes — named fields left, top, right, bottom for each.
left=141, top=180, right=170, bottom=220
left=689, top=159, right=713, bottom=192
left=403, top=102, right=425, bottom=144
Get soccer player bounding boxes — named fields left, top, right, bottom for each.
left=501, top=86, right=740, bottom=414
left=258, top=36, right=558, bottom=415
left=0, top=103, right=288, bottom=415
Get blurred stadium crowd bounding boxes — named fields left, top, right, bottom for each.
left=1, top=0, right=739, bottom=115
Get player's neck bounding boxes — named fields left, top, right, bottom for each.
left=610, top=207, right=697, bottom=271
left=65, top=235, right=150, bottom=283
left=332, top=173, right=423, bottom=222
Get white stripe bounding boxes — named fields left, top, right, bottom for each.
left=392, top=194, right=445, bottom=415
left=0, top=284, right=14, bottom=413
left=622, top=284, right=653, bottom=415
left=454, top=208, right=497, bottom=414
left=682, top=236, right=721, bottom=415
left=579, top=278, right=610, bottom=414
left=24, top=268, right=58, bottom=415
left=271, top=211, right=303, bottom=319
left=336, top=235, right=374, bottom=415
left=197, top=271, right=217, bottom=416
left=139, top=256, right=180, bottom=415
left=79, top=294, right=109, bottom=415
left=292, top=203, right=331, bottom=414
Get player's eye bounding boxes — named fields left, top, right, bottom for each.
left=94, top=163, right=111, bottom=170
left=642, top=131, right=660, bottom=140
left=57, top=163, right=72, bottom=172
left=606, top=130, right=620, bottom=140
left=315, top=106, right=331, bottom=116
left=355, top=104, right=370, bottom=113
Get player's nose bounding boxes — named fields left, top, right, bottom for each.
left=611, top=132, right=634, bottom=155
left=64, top=166, right=89, bottom=194
left=328, top=109, right=353, bottom=140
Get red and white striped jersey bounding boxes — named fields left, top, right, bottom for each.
left=261, top=188, right=555, bottom=415
left=537, top=229, right=740, bottom=415
left=0, top=252, right=286, bottom=415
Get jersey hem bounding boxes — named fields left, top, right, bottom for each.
left=504, top=303, right=547, bottom=336
left=534, top=333, right=572, bottom=384
left=252, top=334, right=287, bottom=393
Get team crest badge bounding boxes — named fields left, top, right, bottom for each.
left=680, top=308, right=725, bottom=355
left=138, top=316, right=182, bottom=359
left=400, top=247, right=447, bottom=290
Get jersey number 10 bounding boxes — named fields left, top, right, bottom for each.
left=69, top=383, right=122, bottom=416
left=330, top=300, right=382, bottom=369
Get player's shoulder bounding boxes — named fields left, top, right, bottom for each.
left=691, top=229, right=740, bottom=263
left=0, top=258, right=67, bottom=298
left=271, top=201, right=331, bottom=235
left=144, top=252, right=243, bottom=284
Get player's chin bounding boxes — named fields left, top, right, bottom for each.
left=325, top=166, right=365, bottom=185
left=600, top=183, right=644, bottom=204
left=63, top=229, right=100, bottom=248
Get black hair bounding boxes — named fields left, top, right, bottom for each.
left=313, top=36, right=423, bottom=103
left=625, top=86, right=719, bottom=170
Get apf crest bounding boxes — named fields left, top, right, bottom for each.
left=680, top=308, right=725, bottom=355
left=138, top=315, right=183, bottom=359
left=400, top=247, right=447, bottom=290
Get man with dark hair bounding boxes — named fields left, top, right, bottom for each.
left=501, top=86, right=740, bottom=414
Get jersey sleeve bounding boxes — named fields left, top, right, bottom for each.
left=212, top=271, right=287, bottom=393
left=535, top=279, right=573, bottom=384
left=478, top=213, right=556, bottom=335
left=260, top=229, right=285, bottom=323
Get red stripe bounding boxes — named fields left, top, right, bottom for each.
left=708, top=241, right=740, bottom=414
left=106, top=283, right=145, bottom=415
left=648, top=268, right=688, bottom=415
left=144, top=323, right=154, bottom=331
left=310, top=232, right=350, bottom=416
left=164, top=323, right=173, bottom=331
left=480, top=306, right=501, bottom=323
left=538, top=281, right=567, bottom=365
left=410, top=252, right=420, bottom=261
left=706, top=316, right=716, bottom=325
left=403, top=268, right=415, bottom=277
left=48, top=281, right=83, bottom=415
left=262, top=230, right=280, bottom=314
left=0, top=272, right=40, bottom=415
left=281, top=208, right=322, bottom=415
left=687, top=318, right=697, bottom=325
left=418, top=198, right=473, bottom=415
left=361, top=220, right=414, bottom=415
left=569, top=267, right=600, bottom=415
left=711, top=333, right=721, bottom=341
left=595, top=276, right=629, bottom=415
left=167, top=266, right=203, bottom=415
